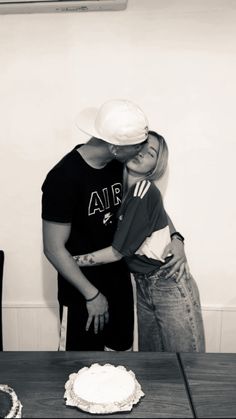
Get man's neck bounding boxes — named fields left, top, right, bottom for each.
left=76, top=141, right=112, bottom=169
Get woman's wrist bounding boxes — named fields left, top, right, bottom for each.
left=170, top=232, right=185, bottom=243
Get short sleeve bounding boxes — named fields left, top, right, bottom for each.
left=41, top=167, right=77, bottom=223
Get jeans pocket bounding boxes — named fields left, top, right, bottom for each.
left=154, top=276, right=180, bottom=292
left=152, top=279, right=183, bottom=306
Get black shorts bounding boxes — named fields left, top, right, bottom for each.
left=58, top=261, right=134, bottom=351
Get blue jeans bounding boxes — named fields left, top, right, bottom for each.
left=134, top=269, right=206, bottom=352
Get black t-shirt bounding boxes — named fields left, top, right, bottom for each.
left=41, top=145, right=129, bottom=305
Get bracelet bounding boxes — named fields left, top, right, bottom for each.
left=85, top=290, right=100, bottom=302
left=170, top=232, right=185, bottom=243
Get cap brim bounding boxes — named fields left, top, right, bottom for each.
left=75, top=106, right=148, bottom=146
left=75, top=107, right=103, bottom=140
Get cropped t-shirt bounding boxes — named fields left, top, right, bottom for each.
left=113, top=180, right=171, bottom=274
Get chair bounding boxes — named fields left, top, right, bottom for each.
left=0, top=250, right=4, bottom=350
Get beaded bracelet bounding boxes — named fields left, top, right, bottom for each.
left=85, top=290, right=100, bottom=302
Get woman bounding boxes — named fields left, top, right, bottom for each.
left=73, top=131, right=205, bottom=352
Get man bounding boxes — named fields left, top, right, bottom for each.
left=41, top=99, right=187, bottom=351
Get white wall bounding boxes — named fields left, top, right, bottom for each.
left=1, top=0, right=236, bottom=351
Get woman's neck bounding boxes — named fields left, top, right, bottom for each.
left=127, top=172, right=145, bottom=189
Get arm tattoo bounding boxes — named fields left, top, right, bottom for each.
left=73, top=254, right=105, bottom=266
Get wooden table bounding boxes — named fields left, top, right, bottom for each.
left=179, top=353, right=236, bottom=418
left=0, top=351, right=193, bottom=418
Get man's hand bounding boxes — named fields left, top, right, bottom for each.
left=85, top=292, right=109, bottom=334
left=160, top=238, right=190, bottom=282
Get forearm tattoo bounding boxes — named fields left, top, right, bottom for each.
left=73, top=254, right=105, bottom=266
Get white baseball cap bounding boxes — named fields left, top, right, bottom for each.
left=75, top=99, right=149, bottom=146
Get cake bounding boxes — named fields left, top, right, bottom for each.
left=64, top=363, right=144, bottom=414
left=0, top=385, right=23, bottom=418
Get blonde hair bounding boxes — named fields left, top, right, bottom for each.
left=145, top=130, right=169, bottom=181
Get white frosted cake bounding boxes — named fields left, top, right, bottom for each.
left=64, top=363, right=144, bottom=414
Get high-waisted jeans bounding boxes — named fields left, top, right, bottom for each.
left=133, top=269, right=206, bottom=352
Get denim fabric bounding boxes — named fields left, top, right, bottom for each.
left=134, top=269, right=206, bottom=352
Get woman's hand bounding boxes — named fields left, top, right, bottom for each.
left=160, top=238, right=190, bottom=282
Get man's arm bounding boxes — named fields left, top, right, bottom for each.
left=73, top=213, right=189, bottom=281
left=73, top=246, right=122, bottom=267
left=42, top=220, right=109, bottom=333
